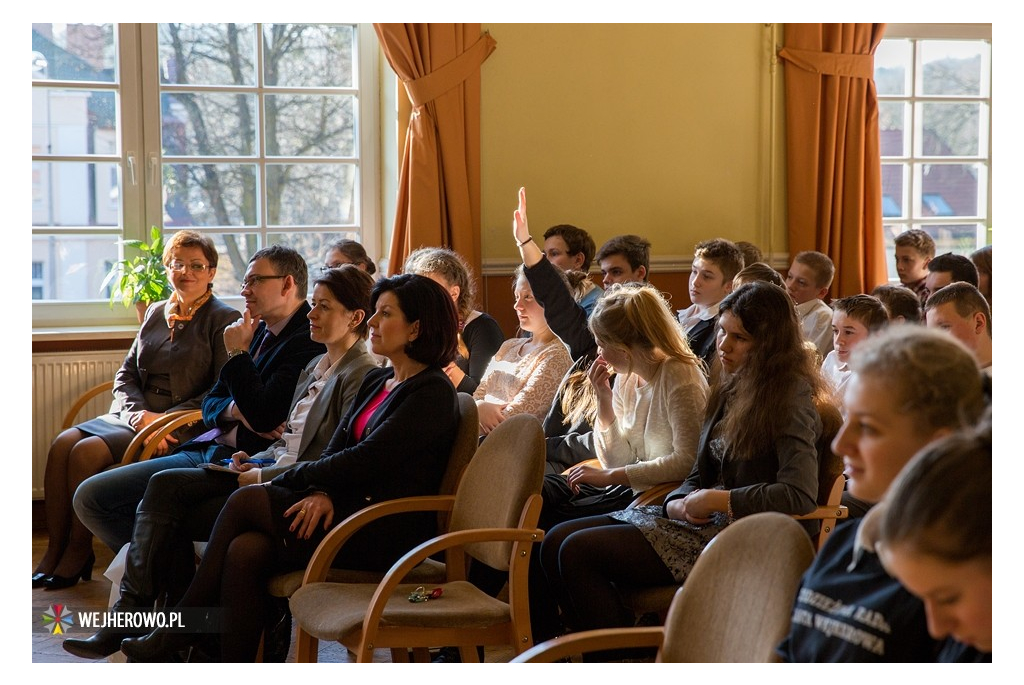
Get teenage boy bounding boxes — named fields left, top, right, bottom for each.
left=542, top=224, right=603, bottom=316
left=786, top=250, right=836, bottom=359
left=871, top=284, right=922, bottom=324
left=821, top=294, right=889, bottom=414
left=677, top=238, right=744, bottom=372
left=924, top=252, right=980, bottom=296
left=894, top=229, right=936, bottom=305
left=925, top=282, right=992, bottom=376
left=596, top=234, right=651, bottom=288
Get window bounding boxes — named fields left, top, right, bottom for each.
left=875, top=25, right=991, bottom=281
left=32, top=23, right=380, bottom=326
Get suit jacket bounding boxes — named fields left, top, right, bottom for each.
left=201, top=301, right=326, bottom=455
left=256, top=344, right=379, bottom=481
left=685, top=315, right=718, bottom=374
left=663, top=380, right=820, bottom=521
left=272, top=366, right=458, bottom=555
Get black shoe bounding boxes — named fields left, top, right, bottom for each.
left=63, top=625, right=145, bottom=660
left=32, top=572, right=52, bottom=589
left=44, top=552, right=95, bottom=591
left=121, top=627, right=198, bottom=663
left=432, top=645, right=485, bottom=663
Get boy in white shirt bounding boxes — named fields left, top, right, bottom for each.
left=821, top=294, right=888, bottom=414
left=786, top=250, right=836, bottom=360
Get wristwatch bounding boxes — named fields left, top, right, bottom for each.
left=226, top=348, right=249, bottom=359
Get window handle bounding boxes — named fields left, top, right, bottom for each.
left=147, top=152, right=159, bottom=186
left=126, top=152, right=137, bottom=186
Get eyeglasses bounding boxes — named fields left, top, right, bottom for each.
left=241, top=274, right=287, bottom=289
left=168, top=261, right=211, bottom=274
left=320, top=262, right=353, bottom=273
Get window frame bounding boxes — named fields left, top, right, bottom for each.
left=32, top=22, right=382, bottom=328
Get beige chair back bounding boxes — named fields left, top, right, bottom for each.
left=659, top=511, right=815, bottom=662
left=447, top=413, right=545, bottom=572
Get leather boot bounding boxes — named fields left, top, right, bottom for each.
left=62, top=512, right=180, bottom=660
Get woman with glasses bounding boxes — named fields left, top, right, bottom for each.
left=34, top=230, right=239, bottom=591
left=322, top=239, right=377, bottom=276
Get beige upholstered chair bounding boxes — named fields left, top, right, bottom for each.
left=289, top=412, right=546, bottom=663
left=512, top=511, right=816, bottom=663
left=119, top=410, right=203, bottom=465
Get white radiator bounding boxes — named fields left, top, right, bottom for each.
left=32, top=351, right=128, bottom=500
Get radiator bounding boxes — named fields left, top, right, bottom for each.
left=32, top=351, right=128, bottom=500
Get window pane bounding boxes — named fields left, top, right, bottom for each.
left=918, top=163, right=979, bottom=217
left=31, top=234, right=119, bottom=301
left=920, top=103, right=980, bottom=157
left=878, top=102, right=906, bottom=157
left=33, top=162, right=121, bottom=227
left=264, top=24, right=355, bottom=88
left=270, top=231, right=364, bottom=294
left=33, top=89, right=118, bottom=156
left=266, top=164, right=356, bottom=226
left=920, top=40, right=984, bottom=96
left=265, top=95, right=356, bottom=157
left=874, top=39, right=910, bottom=96
left=158, top=24, right=256, bottom=86
left=163, top=93, right=258, bottom=156
left=32, top=23, right=116, bottom=83
left=926, top=224, right=984, bottom=256
left=881, top=164, right=905, bottom=218
left=163, top=164, right=259, bottom=227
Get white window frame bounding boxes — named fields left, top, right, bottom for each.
left=32, top=23, right=382, bottom=328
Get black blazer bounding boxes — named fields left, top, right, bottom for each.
left=685, top=315, right=718, bottom=375
left=201, top=301, right=325, bottom=455
left=662, top=381, right=820, bottom=521
left=272, top=366, right=458, bottom=561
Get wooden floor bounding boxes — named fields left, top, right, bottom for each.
left=31, top=532, right=514, bottom=664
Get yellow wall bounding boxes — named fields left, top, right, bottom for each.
left=479, top=23, right=787, bottom=268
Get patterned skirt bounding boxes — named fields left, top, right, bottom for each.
left=608, top=504, right=731, bottom=582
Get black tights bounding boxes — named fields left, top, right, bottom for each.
left=540, top=515, right=674, bottom=634
left=176, top=486, right=277, bottom=662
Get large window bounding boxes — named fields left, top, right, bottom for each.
left=875, top=24, right=991, bottom=281
left=32, top=23, right=380, bottom=325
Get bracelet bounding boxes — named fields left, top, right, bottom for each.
left=517, top=236, right=534, bottom=247
left=725, top=491, right=735, bottom=524
left=226, top=348, right=249, bottom=359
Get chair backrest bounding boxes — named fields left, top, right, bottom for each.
left=435, top=393, right=479, bottom=531
left=659, top=511, right=815, bottom=662
left=447, top=413, right=545, bottom=572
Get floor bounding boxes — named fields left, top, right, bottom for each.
left=31, top=532, right=514, bottom=664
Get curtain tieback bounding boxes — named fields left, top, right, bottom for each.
left=404, top=32, right=497, bottom=108
left=777, top=46, right=874, bottom=79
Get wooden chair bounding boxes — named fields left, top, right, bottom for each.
left=118, top=410, right=203, bottom=466
left=512, top=512, right=815, bottom=663
left=289, top=413, right=546, bottom=663
left=61, top=380, right=115, bottom=430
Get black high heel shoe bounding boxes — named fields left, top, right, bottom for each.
left=44, top=552, right=95, bottom=591
left=32, top=572, right=52, bottom=589
left=121, top=627, right=198, bottom=662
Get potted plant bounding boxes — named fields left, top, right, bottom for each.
left=101, top=226, right=172, bottom=323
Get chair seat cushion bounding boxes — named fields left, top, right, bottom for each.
left=268, top=558, right=446, bottom=598
left=290, top=580, right=510, bottom=642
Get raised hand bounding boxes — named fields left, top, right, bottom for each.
left=513, top=186, right=530, bottom=244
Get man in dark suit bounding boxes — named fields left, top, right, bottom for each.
left=74, top=245, right=325, bottom=554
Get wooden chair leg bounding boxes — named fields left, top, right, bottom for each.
left=296, top=629, right=319, bottom=663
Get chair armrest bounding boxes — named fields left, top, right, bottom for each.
left=627, top=481, right=683, bottom=509
left=120, top=410, right=202, bottom=465
left=62, top=380, right=115, bottom=430
left=302, top=495, right=456, bottom=585
left=511, top=627, right=665, bottom=663
left=792, top=505, right=849, bottom=521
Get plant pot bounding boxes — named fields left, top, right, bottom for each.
left=135, top=301, right=149, bottom=324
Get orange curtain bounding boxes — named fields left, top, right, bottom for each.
left=373, top=24, right=496, bottom=277
left=778, top=23, right=887, bottom=297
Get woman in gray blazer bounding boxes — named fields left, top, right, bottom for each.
left=35, top=231, right=239, bottom=590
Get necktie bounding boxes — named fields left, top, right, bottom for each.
left=255, top=329, right=276, bottom=360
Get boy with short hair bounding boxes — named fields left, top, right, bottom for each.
left=871, top=283, right=922, bottom=324
left=677, top=238, right=744, bottom=372
left=925, top=282, right=992, bottom=375
left=821, top=294, right=889, bottom=413
left=595, top=234, right=651, bottom=288
left=786, top=250, right=836, bottom=359
left=894, top=229, right=936, bottom=305
left=543, top=224, right=602, bottom=316
left=925, top=252, right=980, bottom=295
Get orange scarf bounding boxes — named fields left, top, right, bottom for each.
left=165, top=289, right=212, bottom=341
